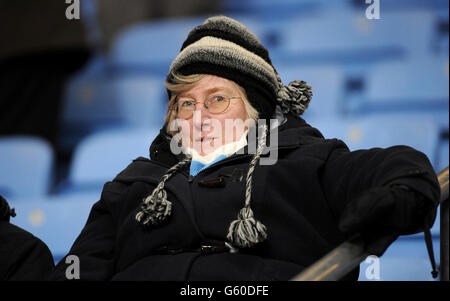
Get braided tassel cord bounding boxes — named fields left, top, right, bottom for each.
left=136, top=157, right=191, bottom=228
left=227, top=124, right=268, bottom=248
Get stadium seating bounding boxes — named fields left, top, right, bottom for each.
left=3, top=0, right=448, bottom=280
left=0, top=136, right=54, bottom=199
left=59, top=55, right=115, bottom=150
left=436, top=138, right=449, bottom=172
left=307, top=114, right=440, bottom=163
left=224, top=0, right=353, bottom=18
left=358, top=236, right=441, bottom=281
left=9, top=192, right=99, bottom=263
left=111, top=75, right=167, bottom=128
left=109, top=17, right=206, bottom=75
left=279, top=10, right=436, bottom=64
left=109, top=15, right=270, bottom=75
left=59, top=127, right=160, bottom=194
left=62, top=73, right=118, bottom=132
left=360, top=56, right=449, bottom=114
left=277, top=64, right=345, bottom=119
left=60, top=55, right=167, bottom=150
left=373, top=0, right=448, bottom=11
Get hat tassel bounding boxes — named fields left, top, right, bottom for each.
left=136, top=157, right=191, bottom=228
left=227, top=206, right=268, bottom=248
left=227, top=124, right=268, bottom=248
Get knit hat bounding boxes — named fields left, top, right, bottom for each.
left=136, top=16, right=313, bottom=249
left=166, top=15, right=313, bottom=120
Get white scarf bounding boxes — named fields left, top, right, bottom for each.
left=185, top=130, right=249, bottom=176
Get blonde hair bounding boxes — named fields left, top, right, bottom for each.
left=164, top=73, right=259, bottom=135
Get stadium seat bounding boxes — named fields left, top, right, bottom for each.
left=308, top=114, right=440, bottom=167
left=60, top=55, right=117, bottom=150
left=280, top=10, right=436, bottom=64
left=0, top=136, right=54, bottom=199
left=111, top=75, right=167, bottom=128
left=224, top=0, right=352, bottom=18
left=9, top=192, right=99, bottom=263
left=360, top=56, right=449, bottom=114
left=276, top=64, right=345, bottom=119
left=109, top=17, right=206, bottom=74
left=62, top=73, right=119, bottom=131
left=436, top=138, right=449, bottom=172
left=63, top=62, right=167, bottom=129
left=60, top=127, right=160, bottom=193
left=61, top=56, right=166, bottom=150
left=374, top=0, right=448, bottom=11
left=109, top=15, right=269, bottom=75
left=358, top=236, right=440, bottom=281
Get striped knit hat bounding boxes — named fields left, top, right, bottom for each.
left=167, top=15, right=313, bottom=120
left=136, top=16, right=313, bottom=249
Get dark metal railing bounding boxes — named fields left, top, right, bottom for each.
left=291, top=166, right=449, bottom=281
left=439, top=167, right=449, bottom=281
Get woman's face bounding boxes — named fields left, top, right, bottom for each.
left=176, top=75, right=249, bottom=156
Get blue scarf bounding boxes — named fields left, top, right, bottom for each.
left=189, top=154, right=227, bottom=176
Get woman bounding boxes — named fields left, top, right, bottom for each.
left=50, top=16, right=440, bottom=281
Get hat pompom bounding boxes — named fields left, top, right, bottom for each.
left=227, top=206, right=268, bottom=248
left=136, top=189, right=172, bottom=227
left=276, top=79, right=313, bottom=116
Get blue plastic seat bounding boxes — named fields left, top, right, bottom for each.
left=358, top=236, right=440, bottom=281
left=374, top=0, right=448, bottom=11
left=224, top=0, right=352, bottom=18
left=60, top=55, right=118, bottom=150
left=111, top=75, right=167, bottom=128
left=109, top=17, right=206, bottom=74
left=0, top=136, right=54, bottom=199
left=280, top=10, right=436, bottom=64
left=63, top=55, right=168, bottom=128
left=361, top=56, right=449, bottom=113
left=9, top=192, right=99, bottom=263
left=436, top=138, right=449, bottom=172
left=66, top=74, right=167, bottom=129
left=276, top=64, right=345, bottom=119
left=61, top=55, right=166, bottom=149
left=308, top=113, right=440, bottom=168
left=109, top=16, right=270, bottom=75
left=62, top=73, right=119, bottom=131
left=61, top=127, right=160, bottom=193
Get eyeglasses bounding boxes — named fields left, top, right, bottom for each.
left=174, top=94, right=241, bottom=119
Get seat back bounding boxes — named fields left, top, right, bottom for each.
left=9, top=193, right=98, bottom=263
left=309, top=114, right=440, bottom=167
left=282, top=10, right=436, bottom=62
left=0, top=136, right=54, bottom=199
left=363, top=56, right=449, bottom=112
left=109, top=17, right=205, bottom=73
left=66, top=127, right=160, bottom=192
left=277, top=64, right=345, bottom=119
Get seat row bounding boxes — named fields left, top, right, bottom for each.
left=2, top=112, right=447, bottom=199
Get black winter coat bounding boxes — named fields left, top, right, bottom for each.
left=0, top=221, right=55, bottom=280
left=49, top=115, right=440, bottom=281
left=0, top=195, right=55, bottom=280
